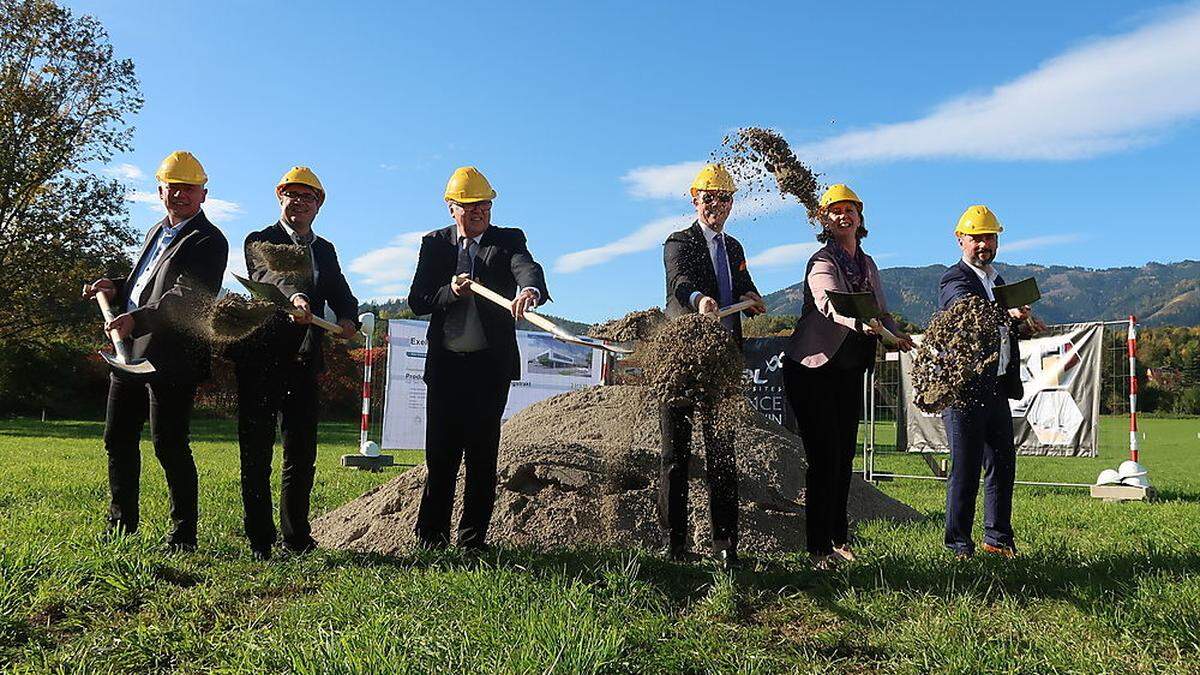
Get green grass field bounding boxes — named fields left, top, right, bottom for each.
left=1, top=415, right=1198, bottom=673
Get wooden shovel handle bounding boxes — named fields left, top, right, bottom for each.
left=286, top=308, right=346, bottom=336
left=94, top=293, right=133, bottom=362
left=715, top=299, right=759, bottom=319
left=458, top=275, right=566, bottom=337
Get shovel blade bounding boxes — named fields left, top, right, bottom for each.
left=100, top=351, right=157, bottom=375
left=233, top=274, right=289, bottom=306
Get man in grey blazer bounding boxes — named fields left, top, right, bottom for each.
left=82, top=151, right=228, bottom=551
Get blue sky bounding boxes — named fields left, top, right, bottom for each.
left=69, top=1, right=1200, bottom=323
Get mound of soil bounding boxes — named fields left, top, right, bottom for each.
left=312, top=385, right=921, bottom=556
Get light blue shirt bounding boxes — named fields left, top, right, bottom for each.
left=127, top=213, right=196, bottom=312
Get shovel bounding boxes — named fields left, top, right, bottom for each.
left=824, top=290, right=902, bottom=348
left=993, top=277, right=1042, bottom=332
left=94, top=293, right=156, bottom=375
left=233, top=274, right=349, bottom=338
left=456, top=275, right=632, bottom=355
left=714, top=299, right=761, bottom=319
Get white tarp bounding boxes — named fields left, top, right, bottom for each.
left=898, top=323, right=1104, bottom=457
left=380, top=319, right=604, bottom=449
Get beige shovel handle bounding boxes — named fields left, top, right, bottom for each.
left=867, top=318, right=901, bottom=348
left=286, top=308, right=345, bottom=336
left=715, top=299, right=759, bottom=319
left=94, top=292, right=133, bottom=362
left=457, top=275, right=566, bottom=337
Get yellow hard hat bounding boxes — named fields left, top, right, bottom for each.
left=955, top=205, right=1004, bottom=235
left=276, top=166, right=325, bottom=200
left=819, top=183, right=863, bottom=210
left=155, top=151, right=207, bottom=186
left=689, top=163, right=737, bottom=197
left=444, top=166, right=496, bottom=203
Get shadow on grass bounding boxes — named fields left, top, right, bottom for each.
left=0, top=418, right=363, bottom=447
left=317, top=537, right=1200, bottom=632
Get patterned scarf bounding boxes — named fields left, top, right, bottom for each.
left=827, top=242, right=872, bottom=293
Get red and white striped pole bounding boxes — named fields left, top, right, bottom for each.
left=1128, top=315, right=1139, bottom=463
left=358, top=312, right=376, bottom=452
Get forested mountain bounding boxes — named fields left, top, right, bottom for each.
left=763, top=260, right=1200, bottom=327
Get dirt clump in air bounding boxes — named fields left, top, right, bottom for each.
left=713, top=127, right=823, bottom=219
left=204, top=293, right=278, bottom=343
left=247, top=241, right=309, bottom=280
left=911, top=295, right=1011, bottom=413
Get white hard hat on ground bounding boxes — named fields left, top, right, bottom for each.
left=1118, top=460, right=1149, bottom=478
left=1121, top=474, right=1151, bottom=488
left=360, top=440, right=381, bottom=458
left=1095, top=469, right=1122, bottom=486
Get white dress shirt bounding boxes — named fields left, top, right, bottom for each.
left=963, top=256, right=1010, bottom=375
left=127, top=212, right=197, bottom=312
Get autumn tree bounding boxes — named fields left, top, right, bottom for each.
left=0, top=0, right=142, bottom=347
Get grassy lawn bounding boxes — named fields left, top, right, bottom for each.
left=1, top=414, right=1198, bottom=673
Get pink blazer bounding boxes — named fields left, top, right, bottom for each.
left=785, top=245, right=899, bottom=368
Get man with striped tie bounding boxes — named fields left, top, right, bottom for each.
left=660, top=163, right=765, bottom=569
left=408, top=166, right=550, bottom=551
left=81, top=151, right=228, bottom=551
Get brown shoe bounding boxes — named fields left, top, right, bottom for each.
left=832, top=545, right=857, bottom=563
left=980, top=542, right=1017, bottom=559
left=810, top=553, right=839, bottom=570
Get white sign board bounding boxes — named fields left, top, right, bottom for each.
left=381, top=319, right=604, bottom=449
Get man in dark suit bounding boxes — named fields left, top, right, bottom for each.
left=939, top=204, right=1044, bottom=560
left=660, top=163, right=765, bottom=569
left=82, top=151, right=228, bottom=551
left=231, top=166, right=359, bottom=560
left=408, top=166, right=550, bottom=550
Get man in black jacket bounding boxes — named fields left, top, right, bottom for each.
left=939, top=205, right=1044, bottom=560
left=408, top=166, right=550, bottom=550
left=660, top=163, right=764, bottom=569
left=231, top=166, right=359, bottom=560
left=82, top=150, right=228, bottom=551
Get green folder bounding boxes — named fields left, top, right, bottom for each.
left=825, top=290, right=884, bottom=320
left=993, top=277, right=1041, bottom=309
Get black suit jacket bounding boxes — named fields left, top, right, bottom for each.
left=231, top=222, right=359, bottom=372
left=663, top=222, right=759, bottom=344
left=408, top=225, right=549, bottom=384
left=938, top=259, right=1023, bottom=400
left=113, top=210, right=229, bottom=381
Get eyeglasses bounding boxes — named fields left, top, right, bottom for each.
left=700, top=192, right=733, bottom=205
left=281, top=191, right=319, bottom=204
left=452, top=201, right=492, bottom=212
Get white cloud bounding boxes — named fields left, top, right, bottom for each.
left=554, top=214, right=692, bottom=273
left=124, top=190, right=243, bottom=224
left=203, top=198, right=243, bottom=224
left=349, top=230, right=428, bottom=292
left=1002, top=233, right=1085, bottom=253
left=103, top=163, right=145, bottom=181
left=746, top=242, right=822, bottom=270
left=797, top=5, right=1200, bottom=163
left=621, top=161, right=706, bottom=199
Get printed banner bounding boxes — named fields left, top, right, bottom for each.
left=741, top=337, right=798, bottom=432
left=380, top=319, right=604, bottom=449
left=898, top=323, right=1103, bottom=457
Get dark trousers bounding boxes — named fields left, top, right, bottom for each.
left=103, top=373, right=199, bottom=545
left=414, top=351, right=511, bottom=548
left=658, top=400, right=739, bottom=553
left=783, top=360, right=864, bottom=555
left=942, top=380, right=1017, bottom=554
left=236, top=359, right=320, bottom=551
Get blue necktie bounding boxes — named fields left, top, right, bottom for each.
left=714, top=234, right=734, bottom=329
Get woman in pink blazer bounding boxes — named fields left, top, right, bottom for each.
left=783, top=184, right=913, bottom=570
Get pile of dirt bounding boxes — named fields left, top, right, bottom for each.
left=713, top=127, right=822, bottom=218
left=181, top=292, right=277, bottom=344
left=586, top=307, right=666, bottom=343
left=640, top=314, right=743, bottom=408
left=911, top=295, right=1010, bottom=412
left=312, top=385, right=922, bottom=556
